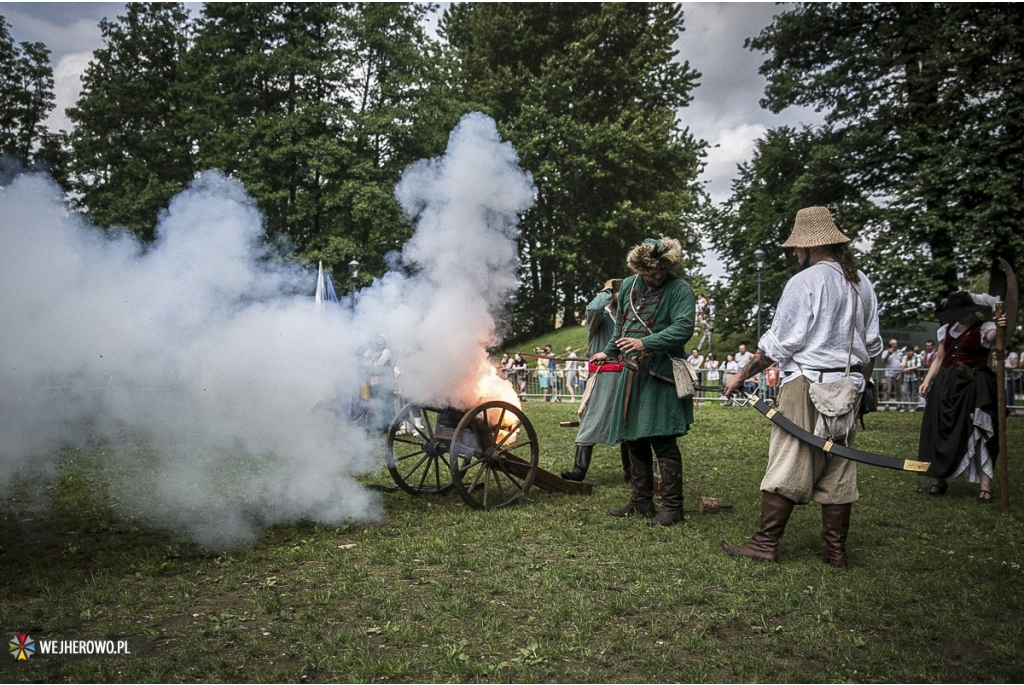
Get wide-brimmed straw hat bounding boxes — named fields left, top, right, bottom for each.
left=935, top=291, right=996, bottom=323
left=781, top=207, right=851, bottom=248
left=627, top=237, right=683, bottom=273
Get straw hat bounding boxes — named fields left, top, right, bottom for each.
left=627, top=237, right=683, bottom=273
left=781, top=207, right=851, bottom=248
left=935, top=291, right=997, bottom=323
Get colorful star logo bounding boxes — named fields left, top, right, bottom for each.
left=9, top=634, right=35, bottom=660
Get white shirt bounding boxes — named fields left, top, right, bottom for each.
left=881, top=346, right=903, bottom=377
left=936, top=320, right=995, bottom=346
left=759, top=261, right=883, bottom=391
left=1006, top=351, right=1021, bottom=380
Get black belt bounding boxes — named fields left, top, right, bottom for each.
left=806, top=365, right=862, bottom=374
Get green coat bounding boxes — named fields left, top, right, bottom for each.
left=604, top=273, right=695, bottom=442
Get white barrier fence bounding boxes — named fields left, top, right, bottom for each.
left=500, top=366, right=1023, bottom=410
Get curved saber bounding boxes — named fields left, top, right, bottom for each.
left=742, top=393, right=932, bottom=472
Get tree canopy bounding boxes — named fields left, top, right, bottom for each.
left=3, top=2, right=1022, bottom=343
left=0, top=16, right=54, bottom=174
left=442, top=3, right=708, bottom=338
left=735, top=2, right=1024, bottom=329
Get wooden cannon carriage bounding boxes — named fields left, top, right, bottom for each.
left=385, top=400, right=591, bottom=509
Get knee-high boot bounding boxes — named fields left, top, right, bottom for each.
left=821, top=503, right=852, bottom=567
left=620, top=443, right=630, bottom=482
left=647, top=458, right=683, bottom=526
left=561, top=444, right=593, bottom=482
left=721, top=491, right=795, bottom=562
left=608, top=450, right=655, bottom=518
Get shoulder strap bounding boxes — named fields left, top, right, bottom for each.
left=627, top=276, right=654, bottom=335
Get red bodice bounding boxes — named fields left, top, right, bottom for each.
left=941, top=321, right=989, bottom=368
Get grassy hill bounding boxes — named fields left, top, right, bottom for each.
left=499, top=324, right=703, bottom=361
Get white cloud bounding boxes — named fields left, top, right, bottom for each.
left=703, top=122, right=767, bottom=205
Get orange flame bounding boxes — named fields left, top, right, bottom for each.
left=469, top=358, right=521, bottom=444
left=470, top=359, right=522, bottom=408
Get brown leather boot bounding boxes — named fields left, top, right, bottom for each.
left=647, top=459, right=683, bottom=526
left=821, top=503, right=852, bottom=567
left=721, top=491, right=795, bottom=562
left=609, top=451, right=655, bottom=518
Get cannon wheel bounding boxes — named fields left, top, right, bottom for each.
left=449, top=400, right=539, bottom=509
left=385, top=404, right=455, bottom=495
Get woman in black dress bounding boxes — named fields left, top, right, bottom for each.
left=918, top=291, right=1006, bottom=502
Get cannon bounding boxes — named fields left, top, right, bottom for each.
left=385, top=400, right=590, bottom=509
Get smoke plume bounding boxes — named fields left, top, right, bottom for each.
left=0, top=112, right=535, bottom=547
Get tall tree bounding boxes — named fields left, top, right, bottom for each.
left=748, top=2, right=1024, bottom=323
left=187, top=2, right=452, bottom=284
left=708, top=125, right=870, bottom=340
left=0, top=16, right=55, bottom=170
left=306, top=2, right=460, bottom=280
left=443, top=3, right=707, bottom=337
left=186, top=3, right=350, bottom=254
left=65, top=2, right=194, bottom=240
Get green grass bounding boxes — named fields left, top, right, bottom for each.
left=2, top=406, right=1023, bottom=683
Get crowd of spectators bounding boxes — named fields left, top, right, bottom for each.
left=497, top=334, right=1021, bottom=411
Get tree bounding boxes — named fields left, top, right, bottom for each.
left=186, top=3, right=351, bottom=254
left=443, top=3, right=707, bottom=338
left=303, top=2, right=461, bottom=280
left=65, top=2, right=194, bottom=239
left=0, top=16, right=55, bottom=170
left=708, top=125, right=870, bottom=340
left=748, top=2, right=1024, bottom=323
left=187, top=3, right=453, bottom=285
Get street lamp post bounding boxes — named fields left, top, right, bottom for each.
left=754, top=248, right=765, bottom=343
left=348, top=257, right=360, bottom=312
left=707, top=298, right=716, bottom=356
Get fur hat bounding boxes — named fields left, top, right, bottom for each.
left=781, top=207, right=851, bottom=248
left=935, top=291, right=998, bottom=323
left=627, top=237, right=683, bottom=273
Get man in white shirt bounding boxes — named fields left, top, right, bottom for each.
left=722, top=207, right=883, bottom=567
left=1006, top=349, right=1021, bottom=412
left=734, top=344, right=752, bottom=369
left=880, top=338, right=903, bottom=405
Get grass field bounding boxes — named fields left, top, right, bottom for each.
left=2, top=404, right=1023, bottom=683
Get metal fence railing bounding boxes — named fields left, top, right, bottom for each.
left=498, top=367, right=1023, bottom=411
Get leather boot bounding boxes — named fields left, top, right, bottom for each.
left=609, top=451, right=655, bottom=518
left=560, top=444, right=593, bottom=482
left=647, top=459, right=683, bottom=526
left=620, top=443, right=630, bottom=482
left=821, top=503, right=852, bottom=567
left=721, top=491, right=795, bottom=562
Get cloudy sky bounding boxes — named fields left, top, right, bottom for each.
left=0, top=2, right=823, bottom=275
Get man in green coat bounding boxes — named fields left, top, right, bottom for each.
left=591, top=237, right=696, bottom=526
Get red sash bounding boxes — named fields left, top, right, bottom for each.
left=588, top=361, right=623, bottom=374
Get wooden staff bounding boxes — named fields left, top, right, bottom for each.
left=993, top=257, right=1017, bottom=514
left=995, top=302, right=1009, bottom=514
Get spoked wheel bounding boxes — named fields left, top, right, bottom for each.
left=385, top=404, right=457, bottom=495
left=449, top=400, right=539, bottom=509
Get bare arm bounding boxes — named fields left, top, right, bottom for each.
left=722, top=348, right=775, bottom=396
left=919, top=343, right=946, bottom=397
left=984, top=312, right=1008, bottom=343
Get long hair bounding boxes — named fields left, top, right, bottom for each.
left=824, top=243, right=860, bottom=284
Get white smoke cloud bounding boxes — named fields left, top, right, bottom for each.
left=0, top=112, right=535, bottom=547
